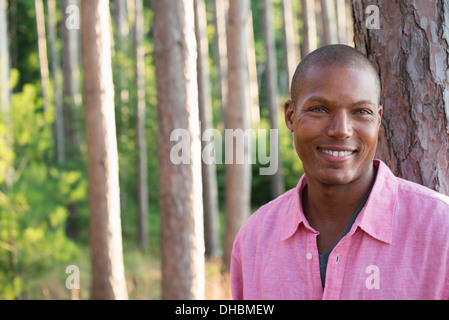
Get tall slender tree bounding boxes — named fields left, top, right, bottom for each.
left=352, top=0, right=449, bottom=194
left=262, top=0, right=284, bottom=198
left=47, top=0, right=65, bottom=165
left=194, top=0, right=220, bottom=258
left=81, top=0, right=128, bottom=300
left=132, top=0, right=148, bottom=249
left=300, top=0, right=317, bottom=56
left=34, top=0, right=50, bottom=115
left=224, top=0, right=252, bottom=271
left=153, top=0, right=205, bottom=299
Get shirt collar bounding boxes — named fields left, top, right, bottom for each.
left=281, top=159, right=396, bottom=244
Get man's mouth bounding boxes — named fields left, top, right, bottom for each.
left=317, top=148, right=356, bottom=157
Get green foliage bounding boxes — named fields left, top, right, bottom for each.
left=0, top=73, right=81, bottom=299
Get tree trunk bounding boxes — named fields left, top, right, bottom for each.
left=81, top=0, right=128, bottom=300
left=194, top=0, right=220, bottom=258
left=281, top=0, right=300, bottom=94
left=246, top=10, right=260, bottom=125
left=352, top=0, right=449, bottom=194
left=262, top=0, right=284, bottom=198
left=0, top=0, right=10, bottom=115
left=132, top=0, right=148, bottom=250
left=300, top=0, right=318, bottom=56
left=62, top=0, right=82, bottom=239
left=320, top=0, right=338, bottom=45
left=34, top=0, right=50, bottom=115
left=0, top=0, right=13, bottom=188
left=47, top=0, right=65, bottom=165
left=153, top=0, right=205, bottom=300
left=223, top=0, right=252, bottom=271
left=212, top=0, right=228, bottom=128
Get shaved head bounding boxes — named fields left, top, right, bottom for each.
left=291, top=44, right=381, bottom=106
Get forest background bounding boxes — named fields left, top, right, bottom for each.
left=1, top=0, right=448, bottom=300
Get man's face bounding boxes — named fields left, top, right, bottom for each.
left=285, top=66, right=383, bottom=186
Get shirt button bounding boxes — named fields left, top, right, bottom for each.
left=306, top=253, right=313, bottom=260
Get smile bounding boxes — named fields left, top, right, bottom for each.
left=318, top=148, right=356, bottom=157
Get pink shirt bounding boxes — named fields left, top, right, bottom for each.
left=231, top=160, right=449, bottom=299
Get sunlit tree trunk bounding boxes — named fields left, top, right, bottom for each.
left=212, top=0, right=228, bottom=128
left=281, top=0, right=300, bottom=94
left=81, top=0, right=128, bottom=300
left=194, top=0, right=220, bottom=258
left=34, top=0, right=50, bottom=115
left=352, top=0, right=449, bottom=194
left=153, top=0, right=205, bottom=300
left=300, top=0, right=317, bottom=56
left=224, top=0, right=252, bottom=271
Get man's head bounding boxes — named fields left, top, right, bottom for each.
left=285, top=44, right=383, bottom=187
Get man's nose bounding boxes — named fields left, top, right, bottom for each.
left=327, top=111, right=353, bottom=140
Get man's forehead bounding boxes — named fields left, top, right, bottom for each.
left=297, top=66, right=380, bottom=104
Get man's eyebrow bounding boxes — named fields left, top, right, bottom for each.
left=305, top=96, right=376, bottom=107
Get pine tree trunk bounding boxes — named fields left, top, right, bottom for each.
left=281, top=0, right=300, bottom=94
left=47, top=0, right=65, bottom=165
left=153, top=0, right=205, bottom=300
left=194, top=0, right=220, bottom=258
left=132, top=0, right=148, bottom=250
left=81, top=0, right=128, bottom=300
left=300, top=0, right=318, bottom=56
left=263, top=0, right=285, bottom=198
left=223, top=0, right=252, bottom=271
left=352, top=0, right=449, bottom=194
left=34, top=0, right=50, bottom=115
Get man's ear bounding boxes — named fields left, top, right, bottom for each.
left=284, top=99, right=295, bottom=132
left=377, top=105, right=383, bottom=130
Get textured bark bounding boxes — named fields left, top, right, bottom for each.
left=81, top=0, right=128, bottom=300
left=352, top=0, right=449, bottom=194
left=223, top=0, right=252, bottom=271
left=153, top=0, right=205, bottom=300
left=194, top=0, right=220, bottom=258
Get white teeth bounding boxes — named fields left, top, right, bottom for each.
left=319, top=148, right=354, bottom=157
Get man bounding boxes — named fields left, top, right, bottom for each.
left=230, top=44, right=449, bottom=299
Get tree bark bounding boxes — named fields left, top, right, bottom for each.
left=194, top=0, right=220, bottom=258
left=281, top=0, right=301, bottom=94
left=132, top=0, right=148, bottom=250
left=212, top=0, right=228, bottom=128
left=352, top=0, right=449, bottom=194
left=81, top=0, right=128, bottom=300
left=223, top=0, right=252, bottom=271
left=47, top=0, right=65, bottom=165
left=246, top=10, right=260, bottom=125
left=262, top=0, right=285, bottom=198
left=153, top=0, right=205, bottom=300
left=34, top=0, right=50, bottom=115
left=300, top=0, right=318, bottom=56
left=320, top=0, right=338, bottom=45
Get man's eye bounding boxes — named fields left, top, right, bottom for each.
left=311, top=107, right=325, bottom=113
left=355, top=109, right=371, bottom=115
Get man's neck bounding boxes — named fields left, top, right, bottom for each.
left=302, top=165, right=376, bottom=252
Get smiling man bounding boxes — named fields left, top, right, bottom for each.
left=230, top=44, right=449, bottom=299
